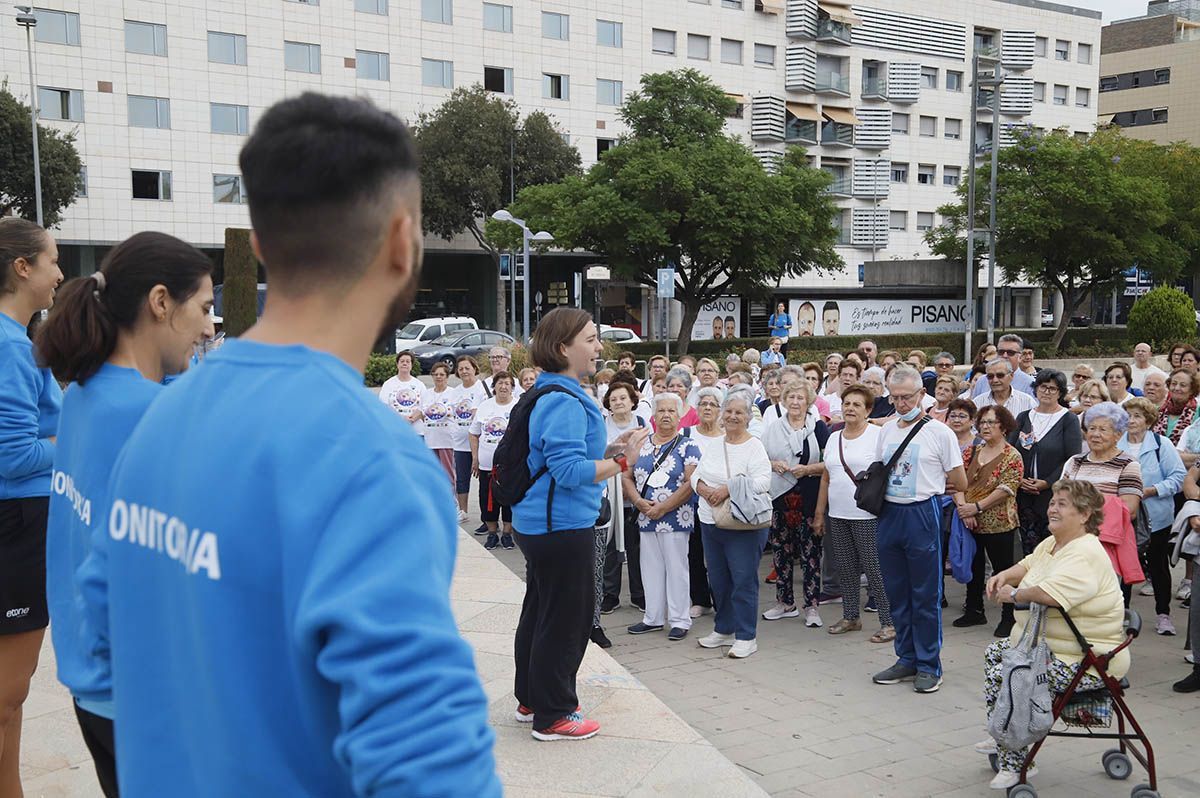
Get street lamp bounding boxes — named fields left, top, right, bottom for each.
left=14, top=5, right=43, bottom=226
left=491, top=209, right=554, bottom=343
left=964, top=53, right=1005, bottom=357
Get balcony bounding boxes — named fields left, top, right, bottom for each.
left=975, top=43, right=1000, bottom=60
left=834, top=226, right=852, bottom=245
left=816, top=18, right=852, bottom=44
left=786, top=118, right=818, bottom=145
left=862, top=76, right=888, bottom=99
left=821, top=121, right=854, bottom=147
left=822, top=173, right=851, bottom=196
left=975, top=90, right=997, bottom=111
left=815, top=72, right=850, bottom=95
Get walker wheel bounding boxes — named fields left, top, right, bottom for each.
left=1103, top=749, right=1132, bottom=780
left=1008, top=785, right=1037, bottom=798
left=1130, top=783, right=1160, bottom=798
left=989, top=753, right=1000, bottom=773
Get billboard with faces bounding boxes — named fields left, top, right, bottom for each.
left=691, top=297, right=742, bottom=341
left=788, top=298, right=967, bottom=337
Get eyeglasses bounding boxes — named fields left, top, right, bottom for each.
left=698, top=400, right=720, bottom=409
left=947, top=413, right=971, bottom=421
left=977, top=419, right=997, bottom=427
left=489, top=355, right=507, bottom=360
left=1073, top=374, right=1089, bottom=380
left=997, top=349, right=1020, bottom=357
left=1036, top=384, right=1060, bottom=392
left=891, top=391, right=920, bottom=403
left=935, top=362, right=954, bottom=369
left=986, top=373, right=1007, bottom=381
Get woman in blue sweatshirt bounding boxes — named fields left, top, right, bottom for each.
left=513, top=307, right=648, bottom=741
left=0, top=217, right=62, bottom=795
left=37, top=232, right=215, bottom=797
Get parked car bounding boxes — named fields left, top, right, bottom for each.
left=394, top=316, right=478, bottom=353
left=410, top=329, right=515, bottom=372
left=1068, top=315, right=1091, bottom=328
left=1041, top=310, right=1054, bottom=327
left=600, top=324, right=643, bottom=344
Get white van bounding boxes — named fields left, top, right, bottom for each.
left=395, top=316, right=479, bottom=353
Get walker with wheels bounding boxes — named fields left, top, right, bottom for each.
left=989, top=607, right=1158, bottom=798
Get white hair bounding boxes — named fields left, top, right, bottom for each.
left=723, top=386, right=755, bottom=414
left=666, top=366, right=693, bottom=392
left=653, top=391, right=684, bottom=414
left=697, top=386, right=725, bottom=406
left=985, top=357, right=1014, bottom=374
left=885, top=364, right=922, bottom=390
left=1083, top=401, right=1129, bottom=434
left=863, top=366, right=886, bottom=383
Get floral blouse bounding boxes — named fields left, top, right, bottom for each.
left=961, top=443, right=1024, bottom=534
left=631, top=433, right=703, bottom=534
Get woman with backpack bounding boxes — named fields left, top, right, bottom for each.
left=509, top=308, right=647, bottom=742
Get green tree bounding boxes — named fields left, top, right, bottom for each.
left=222, top=228, right=258, bottom=337
left=0, top=86, right=84, bottom=227
left=1127, top=286, right=1196, bottom=350
left=487, top=69, right=842, bottom=353
left=927, top=129, right=1178, bottom=350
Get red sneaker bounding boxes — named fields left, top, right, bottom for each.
left=531, top=712, right=599, bottom=741
left=515, top=703, right=579, bottom=723
left=765, top=569, right=777, bottom=584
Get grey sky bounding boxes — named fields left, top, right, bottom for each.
left=1073, top=0, right=1155, bottom=22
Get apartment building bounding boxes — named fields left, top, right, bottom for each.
left=1, top=1, right=1099, bottom=333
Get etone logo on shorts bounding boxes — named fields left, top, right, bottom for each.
left=5, top=607, right=30, bottom=619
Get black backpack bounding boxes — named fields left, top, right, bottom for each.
left=490, top=384, right=586, bottom=530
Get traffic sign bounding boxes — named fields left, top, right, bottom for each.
left=657, top=267, right=675, bottom=298
left=587, top=265, right=610, bottom=281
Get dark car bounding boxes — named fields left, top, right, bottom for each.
left=411, top=329, right=515, bottom=372
left=1068, top=315, right=1091, bottom=328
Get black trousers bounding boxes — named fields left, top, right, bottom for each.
left=477, top=470, right=512, bottom=523
left=514, top=528, right=594, bottom=731
left=603, top=507, right=643, bottom=606
left=1146, top=527, right=1173, bottom=616
left=74, top=703, right=119, bottom=797
left=965, top=528, right=1017, bottom=621
left=689, top=525, right=712, bottom=608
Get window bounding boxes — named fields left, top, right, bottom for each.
left=597, top=19, right=622, bottom=47
left=356, top=50, right=389, bottom=80
left=1053, top=84, right=1068, bottom=106
left=131, top=170, right=171, bottom=200
left=652, top=28, right=676, bottom=55
left=542, top=11, right=569, bottom=40
left=422, top=58, right=454, bottom=88
left=890, top=163, right=908, bottom=183
left=125, top=21, right=167, bottom=56
left=1055, top=40, right=1069, bottom=61
left=355, top=0, right=388, bottom=13
left=597, top=79, right=623, bottom=106
left=483, top=3, right=512, bottom=32
left=33, top=9, right=80, bottom=45
left=944, top=118, right=961, bottom=140
left=919, top=115, right=935, bottom=137
left=917, top=164, right=936, bottom=185
left=946, top=71, right=963, bottom=92
left=78, top=166, right=87, bottom=198
left=943, top=166, right=960, bottom=186
left=284, top=41, right=321, bottom=73
left=1033, top=82, right=1046, bottom=102
left=1155, top=68, right=1171, bottom=85
left=891, top=113, right=909, bottom=134
left=721, top=38, right=743, bottom=64
left=688, top=34, right=710, bottom=60
left=483, top=66, right=512, bottom=94
left=213, top=174, right=247, bottom=204
left=422, top=0, right=452, bottom=23
left=1034, top=36, right=1047, bottom=57
left=754, top=43, right=776, bottom=67
left=889, top=210, right=907, bottom=231
left=1075, top=87, right=1090, bottom=108
left=211, top=103, right=249, bottom=135
left=37, top=87, right=83, bottom=122
left=597, top=138, right=617, bottom=158
left=543, top=73, right=569, bottom=100
left=1077, top=43, right=1092, bottom=64
left=721, top=0, right=743, bottom=7
left=1153, top=107, right=1168, bottom=123
left=916, top=211, right=934, bottom=231
left=128, top=96, right=171, bottom=129
left=208, top=32, right=247, bottom=65
left=921, top=66, right=938, bottom=89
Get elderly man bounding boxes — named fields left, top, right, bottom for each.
left=971, top=334, right=1034, bottom=398
left=931, top=352, right=956, bottom=393
left=484, top=346, right=523, bottom=397
left=643, top=355, right=669, bottom=395
left=858, top=340, right=878, bottom=369
left=872, top=366, right=967, bottom=694
left=975, top=358, right=1037, bottom=415
left=1132, top=342, right=1167, bottom=391
left=761, top=337, right=786, bottom=367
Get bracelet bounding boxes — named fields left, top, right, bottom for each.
left=974, top=502, right=982, bottom=513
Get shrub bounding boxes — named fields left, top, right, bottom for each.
left=364, top=352, right=421, bottom=387
left=222, top=228, right=259, bottom=337
left=1127, top=286, right=1196, bottom=351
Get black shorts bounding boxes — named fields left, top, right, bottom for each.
left=0, top=496, right=49, bottom=635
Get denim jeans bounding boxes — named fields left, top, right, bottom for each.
left=701, top=522, right=770, bottom=641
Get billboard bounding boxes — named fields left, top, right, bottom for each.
left=789, top=298, right=967, bottom=337
left=692, top=297, right=742, bottom=341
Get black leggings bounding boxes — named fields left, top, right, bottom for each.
left=74, top=703, right=119, bottom=797
left=1147, top=527, right=1173, bottom=616
left=966, top=528, right=1017, bottom=620
left=477, top=470, right=512, bottom=523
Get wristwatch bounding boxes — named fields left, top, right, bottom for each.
left=612, top=454, right=629, bottom=472
left=1009, top=587, right=1020, bottom=603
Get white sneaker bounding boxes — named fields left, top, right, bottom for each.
left=804, top=606, right=823, bottom=628
left=697, top=631, right=735, bottom=649
left=990, top=766, right=1037, bottom=790
left=728, top=638, right=758, bottom=658
left=1156, top=614, right=1177, bottom=636
left=689, top=605, right=709, bottom=619
left=1187, top=652, right=1195, bottom=665
left=1177, top=579, right=1192, bottom=600
left=762, top=603, right=799, bottom=621
left=974, top=738, right=997, bottom=755
left=457, top=510, right=468, bottom=524
left=1138, top=583, right=1156, bottom=597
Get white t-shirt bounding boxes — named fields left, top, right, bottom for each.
left=483, top=374, right=523, bottom=400
left=825, top=425, right=882, bottom=520
left=975, top=388, right=1037, bottom=416
left=452, top=381, right=491, bottom=452
left=876, top=417, right=963, bottom=504
left=1131, top=364, right=1166, bottom=392
left=605, top=413, right=646, bottom=445
left=421, top=385, right=460, bottom=450
left=825, top=391, right=843, bottom=417
left=690, top=429, right=724, bottom=461
left=469, top=396, right=515, bottom=471
left=378, top=375, right=424, bottom=422
left=689, top=436, right=772, bottom=525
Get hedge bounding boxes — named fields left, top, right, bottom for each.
left=364, top=352, right=422, bottom=387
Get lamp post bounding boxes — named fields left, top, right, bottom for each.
left=491, top=209, right=553, bottom=343
left=965, top=53, right=1005, bottom=357
left=15, top=5, right=43, bottom=226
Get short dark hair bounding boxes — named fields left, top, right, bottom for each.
left=530, top=307, right=592, bottom=372
left=822, top=300, right=839, bottom=314
left=395, top=351, right=414, bottom=365
left=977, top=404, right=1018, bottom=436
left=239, top=93, right=419, bottom=293
left=491, top=370, right=513, bottom=387
left=617, top=350, right=636, bottom=364
left=838, top=359, right=863, bottom=378
left=456, top=354, right=479, bottom=374
left=1104, top=362, right=1132, bottom=387
left=947, top=398, right=978, bottom=419
left=602, top=380, right=639, bottom=411
left=1034, top=368, right=1068, bottom=403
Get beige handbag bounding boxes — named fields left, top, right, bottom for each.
left=709, top=442, right=771, bottom=530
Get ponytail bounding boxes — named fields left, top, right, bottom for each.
left=36, top=232, right=213, bottom=385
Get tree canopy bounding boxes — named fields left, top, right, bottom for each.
left=0, top=87, right=83, bottom=228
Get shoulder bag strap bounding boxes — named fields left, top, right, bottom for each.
left=483, top=380, right=493, bottom=399
left=639, top=435, right=683, bottom=498
left=838, top=432, right=857, bottom=482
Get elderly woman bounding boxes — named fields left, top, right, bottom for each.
left=978, top=480, right=1129, bottom=790
left=470, top=371, right=518, bottom=551
left=1104, top=362, right=1137, bottom=406
left=757, top=369, right=783, bottom=419
left=953, top=405, right=1024, bottom=637
left=623, top=392, right=702, bottom=641
left=820, top=352, right=843, bottom=397
left=687, top=386, right=725, bottom=618
left=946, top=398, right=981, bottom=454
left=663, top=367, right=699, bottom=429
left=599, top=380, right=649, bottom=620
left=1154, top=368, right=1200, bottom=446
left=1066, top=364, right=1096, bottom=406
left=801, top=362, right=832, bottom=420
left=691, top=387, right=773, bottom=658
left=414, top=361, right=459, bottom=486
left=814, top=384, right=893, bottom=641
left=1009, top=369, right=1082, bottom=555
left=692, top=357, right=722, bottom=406
left=1071, top=378, right=1109, bottom=415
left=761, top=382, right=830, bottom=627
left=929, top=375, right=959, bottom=423
left=1120, top=397, right=1186, bottom=635
left=860, top=366, right=894, bottom=420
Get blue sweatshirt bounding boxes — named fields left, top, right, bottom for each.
left=78, top=339, right=499, bottom=798
left=513, top=372, right=605, bottom=534
left=0, top=311, right=61, bottom=499
left=48, top=364, right=160, bottom=720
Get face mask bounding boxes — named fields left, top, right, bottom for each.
left=898, top=404, right=923, bottom=423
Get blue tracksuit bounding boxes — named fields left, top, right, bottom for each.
left=78, top=339, right=499, bottom=798
left=0, top=311, right=61, bottom=498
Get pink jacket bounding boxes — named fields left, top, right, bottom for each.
left=1099, top=494, right=1145, bottom=585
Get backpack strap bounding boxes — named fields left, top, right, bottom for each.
left=636, top=416, right=646, bottom=428
left=527, top=384, right=587, bottom=533
left=483, top=379, right=493, bottom=399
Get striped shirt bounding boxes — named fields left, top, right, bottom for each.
left=1061, top=453, right=1143, bottom=498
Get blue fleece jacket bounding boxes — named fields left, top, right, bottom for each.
left=77, top=339, right=498, bottom=798
left=0, top=311, right=61, bottom=499
left=48, top=364, right=160, bottom=720
left=512, top=372, right=606, bottom=534
left=1118, top=430, right=1187, bottom=532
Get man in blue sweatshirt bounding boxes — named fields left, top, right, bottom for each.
left=78, top=93, right=500, bottom=797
